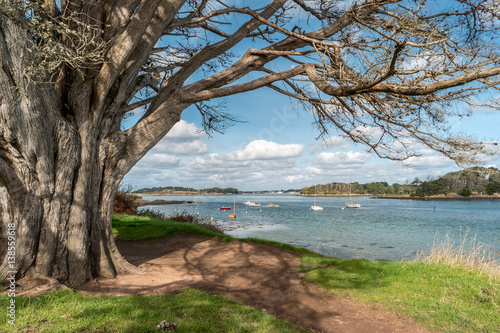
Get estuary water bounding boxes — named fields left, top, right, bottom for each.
left=139, top=194, right=500, bottom=262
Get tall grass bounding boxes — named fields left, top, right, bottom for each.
left=417, top=227, right=500, bottom=280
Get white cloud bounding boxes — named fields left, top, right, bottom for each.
left=315, top=151, right=371, bottom=168
left=321, top=136, right=351, bottom=149
left=138, top=154, right=181, bottom=169
left=405, top=156, right=454, bottom=169
left=164, top=120, right=204, bottom=139
left=152, top=120, right=210, bottom=155
left=309, top=136, right=351, bottom=154
left=228, top=140, right=304, bottom=161
left=349, top=126, right=384, bottom=141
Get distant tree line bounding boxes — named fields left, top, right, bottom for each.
left=301, top=181, right=412, bottom=196
left=301, top=167, right=500, bottom=197
left=134, top=186, right=239, bottom=194
left=411, top=167, right=500, bottom=197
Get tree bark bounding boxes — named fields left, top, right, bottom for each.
left=0, top=14, right=143, bottom=287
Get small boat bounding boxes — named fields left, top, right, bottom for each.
left=310, top=188, right=323, bottom=211
left=229, top=197, right=237, bottom=219
left=345, top=178, right=360, bottom=208
left=219, top=206, right=231, bottom=210
left=345, top=202, right=361, bottom=209
left=243, top=201, right=260, bottom=206
left=267, top=204, right=279, bottom=207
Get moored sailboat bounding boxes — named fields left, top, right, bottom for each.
left=345, top=179, right=360, bottom=208
left=229, top=197, right=237, bottom=218
left=310, top=187, right=323, bottom=211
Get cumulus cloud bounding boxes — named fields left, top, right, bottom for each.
left=322, top=136, right=351, bottom=149
left=138, top=154, right=181, bottom=169
left=404, top=155, right=455, bottom=169
left=170, top=140, right=304, bottom=189
left=349, top=126, right=384, bottom=141
left=152, top=120, right=210, bottom=155
left=164, top=120, right=203, bottom=139
left=228, top=140, right=304, bottom=161
left=314, top=151, right=371, bottom=168
left=309, top=136, right=351, bottom=154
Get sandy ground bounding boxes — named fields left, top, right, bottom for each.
left=13, top=234, right=433, bottom=332
left=76, top=234, right=430, bottom=333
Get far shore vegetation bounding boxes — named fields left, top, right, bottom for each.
left=302, top=167, right=500, bottom=199
left=2, top=200, right=498, bottom=333
left=131, top=167, right=500, bottom=200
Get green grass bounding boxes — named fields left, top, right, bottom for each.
left=0, top=289, right=307, bottom=333
left=238, top=237, right=318, bottom=254
left=5, top=215, right=498, bottom=332
left=112, top=215, right=318, bottom=255
left=112, top=214, right=225, bottom=241
left=113, top=214, right=500, bottom=332
left=298, top=255, right=500, bottom=333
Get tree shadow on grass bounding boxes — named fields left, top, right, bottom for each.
left=78, top=235, right=346, bottom=332
left=6, top=289, right=307, bottom=333
left=297, top=255, right=397, bottom=291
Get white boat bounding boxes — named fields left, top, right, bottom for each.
left=345, top=202, right=361, bottom=208
left=243, top=201, right=260, bottom=207
left=310, top=189, right=323, bottom=211
left=345, top=179, right=360, bottom=208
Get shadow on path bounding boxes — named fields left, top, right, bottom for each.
left=77, top=234, right=430, bottom=333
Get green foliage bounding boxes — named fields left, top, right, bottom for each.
left=459, top=188, right=472, bottom=197
left=486, top=181, right=500, bottom=195
left=365, top=182, right=387, bottom=194
left=134, top=186, right=198, bottom=193
left=298, top=257, right=500, bottom=333
left=302, top=167, right=500, bottom=197
left=112, top=215, right=223, bottom=241
left=134, top=186, right=239, bottom=194
left=0, top=289, right=306, bottom=332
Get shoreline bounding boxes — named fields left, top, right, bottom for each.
left=373, top=195, right=500, bottom=201
left=300, top=194, right=370, bottom=197
left=134, top=192, right=235, bottom=196
left=135, top=199, right=200, bottom=206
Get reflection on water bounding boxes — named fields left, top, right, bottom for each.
left=139, top=194, right=500, bottom=261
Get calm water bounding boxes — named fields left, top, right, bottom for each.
left=140, top=194, right=500, bottom=261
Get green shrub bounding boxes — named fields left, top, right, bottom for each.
left=459, top=188, right=472, bottom=197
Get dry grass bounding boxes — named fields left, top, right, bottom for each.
left=417, top=227, right=500, bottom=279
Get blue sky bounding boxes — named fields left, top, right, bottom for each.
left=122, top=1, right=500, bottom=191
left=122, top=87, right=500, bottom=191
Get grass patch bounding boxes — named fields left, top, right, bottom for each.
left=112, top=214, right=224, bottom=241
left=112, top=215, right=318, bottom=256
left=0, top=289, right=307, bottom=333
left=113, top=214, right=322, bottom=256
left=114, top=214, right=499, bottom=332
left=298, top=256, right=499, bottom=332
left=241, top=237, right=319, bottom=255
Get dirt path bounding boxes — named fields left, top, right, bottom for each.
left=71, top=235, right=431, bottom=333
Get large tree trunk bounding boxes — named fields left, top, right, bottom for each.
left=0, top=14, right=142, bottom=287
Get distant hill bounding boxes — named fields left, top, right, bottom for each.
left=134, top=186, right=239, bottom=195
left=301, top=167, right=500, bottom=197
